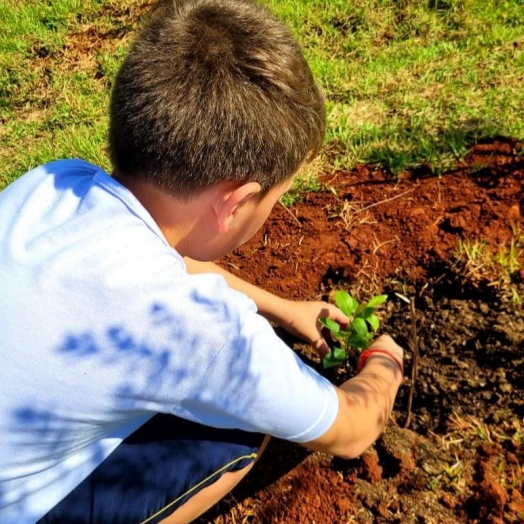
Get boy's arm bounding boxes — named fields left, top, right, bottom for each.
left=186, top=259, right=403, bottom=460
left=183, top=258, right=348, bottom=355
left=303, top=334, right=403, bottom=459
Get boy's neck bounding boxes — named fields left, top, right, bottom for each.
left=111, top=169, right=206, bottom=255
left=111, top=169, right=270, bottom=262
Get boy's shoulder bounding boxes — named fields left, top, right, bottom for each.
left=1, top=158, right=162, bottom=238
left=1, top=159, right=111, bottom=211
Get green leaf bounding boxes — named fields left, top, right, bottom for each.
left=319, top=317, right=340, bottom=333
left=348, top=333, right=371, bottom=350
left=352, top=317, right=368, bottom=337
left=357, top=307, right=375, bottom=320
left=330, top=331, right=350, bottom=344
left=322, top=348, right=346, bottom=369
left=334, top=290, right=358, bottom=316
left=366, top=314, right=380, bottom=331
left=333, top=348, right=346, bottom=360
left=319, top=317, right=329, bottom=328
left=366, top=294, right=388, bottom=308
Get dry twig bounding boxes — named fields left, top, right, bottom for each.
left=356, top=188, right=414, bottom=214
left=404, top=296, right=419, bottom=429
left=278, top=201, right=302, bottom=227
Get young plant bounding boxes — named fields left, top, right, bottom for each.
left=319, top=290, right=388, bottom=369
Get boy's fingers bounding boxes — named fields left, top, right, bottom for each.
left=309, top=319, right=330, bottom=355
left=322, top=303, right=349, bottom=327
left=314, top=336, right=330, bottom=358
left=331, top=308, right=349, bottom=326
left=369, top=334, right=392, bottom=346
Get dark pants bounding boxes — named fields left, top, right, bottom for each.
left=38, top=414, right=265, bottom=524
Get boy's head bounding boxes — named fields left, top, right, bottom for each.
left=108, top=0, right=325, bottom=199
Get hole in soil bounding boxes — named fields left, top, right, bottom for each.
left=374, top=440, right=401, bottom=479
left=321, top=265, right=351, bottom=288
left=422, top=258, right=500, bottom=302
left=438, top=217, right=465, bottom=234
left=410, top=164, right=435, bottom=180
left=468, top=168, right=501, bottom=189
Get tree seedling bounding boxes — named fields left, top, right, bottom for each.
left=319, top=290, right=388, bottom=369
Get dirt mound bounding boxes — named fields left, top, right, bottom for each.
left=202, top=137, right=524, bottom=524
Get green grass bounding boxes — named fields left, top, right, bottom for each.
left=1, top=0, right=524, bottom=189
left=453, top=233, right=524, bottom=302
left=0, top=0, right=142, bottom=188
left=267, top=0, right=524, bottom=173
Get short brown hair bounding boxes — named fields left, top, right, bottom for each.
left=108, top=0, right=325, bottom=197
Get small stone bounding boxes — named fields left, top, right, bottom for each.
left=440, top=492, right=457, bottom=509
left=377, top=503, right=390, bottom=518
left=508, top=203, right=521, bottom=221
left=499, top=382, right=513, bottom=393
left=481, top=391, right=493, bottom=401
left=336, top=497, right=351, bottom=512
left=422, top=461, right=442, bottom=475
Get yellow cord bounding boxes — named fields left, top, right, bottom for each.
left=138, top=452, right=257, bottom=524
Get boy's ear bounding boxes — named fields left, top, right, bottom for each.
left=213, top=181, right=262, bottom=233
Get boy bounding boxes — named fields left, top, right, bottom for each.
left=0, top=0, right=404, bottom=522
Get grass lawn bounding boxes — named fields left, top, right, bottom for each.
left=1, top=0, right=523, bottom=189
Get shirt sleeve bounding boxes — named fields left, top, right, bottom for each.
left=174, top=308, right=339, bottom=443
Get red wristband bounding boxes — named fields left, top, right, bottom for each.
left=357, top=348, right=404, bottom=376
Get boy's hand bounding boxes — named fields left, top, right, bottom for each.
left=357, top=334, right=404, bottom=382
left=366, top=334, right=404, bottom=365
left=276, top=300, right=349, bottom=358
